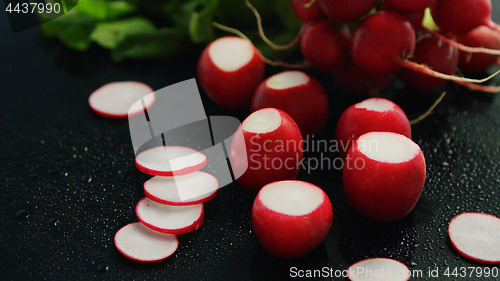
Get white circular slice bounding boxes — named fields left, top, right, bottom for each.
left=357, top=132, right=419, bottom=164
left=136, top=197, right=204, bottom=234
left=209, top=37, right=255, bottom=72
left=135, top=146, right=207, bottom=176
left=114, top=222, right=178, bottom=263
left=347, top=258, right=410, bottom=281
left=144, top=171, right=219, bottom=205
left=88, top=81, right=155, bottom=118
left=448, top=212, right=500, bottom=264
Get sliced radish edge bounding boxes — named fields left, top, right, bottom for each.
left=144, top=171, right=219, bottom=206
left=88, top=81, right=155, bottom=119
left=136, top=197, right=204, bottom=235
left=448, top=212, right=500, bottom=264
left=114, top=222, right=178, bottom=263
left=135, top=146, right=207, bottom=176
left=347, top=257, right=410, bottom=281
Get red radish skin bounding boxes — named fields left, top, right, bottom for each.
left=448, top=212, right=500, bottom=264
left=347, top=258, right=410, bottom=281
left=342, top=132, right=426, bottom=222
left=385, top=0, right=435, bottom=13
left=350, top=11, right=416, bottom=75
left=252, top=180, right=333, bottom=258
left=300, top=19, right=350, bottom=71
left=88, top=81, right=155, bottom=119
left=136, top=197, right=204, bottom=234
left=430, top=0, right=496, bottom=36
left=291, top=0, right=327, bottom=23
left=135, top=146, right=207, bottom=177
left=335, top=98, right=411, bottom=158
left=229, top=108, right=303, bottom=191
left=458, top=25, right=500, bottom=73
left=378, top=1, right=425, bottom=30
left=144, top=171, right=219, bottom=206
left=399, top=36, right=459, bottom=92
left=114, top=222, right=179, bottom=263
left=318, top=0, right=378, bottom=22
left=251, top=71, right=329, bottom=136
left=197, top=36, right=265, bottom=109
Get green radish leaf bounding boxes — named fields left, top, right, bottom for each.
left=90, top=17, right=156, bottom=49
left=40, top=10, right=95, bottom=51
left=272, top=0, right=301, bottom=30
left=188, top=0, right=219, bottom=43
left=75, top=0, right=137, bottom=21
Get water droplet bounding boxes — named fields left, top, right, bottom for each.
left=48, top=218, right=60, bottom=227
left=81, top=175, right=92, bottom=183
left=16, top=209, right=30, bottom=219
left=97, top=265, right=109, bottom=272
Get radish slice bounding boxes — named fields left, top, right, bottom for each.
left=347, top=258, right=410, bottom=281
left=114, top=222, right=178, bottom=263
left=136, top=197, right=204, bottom=234
left=88, top=81, right=155, bottom=119
left=144, top=171, right=219, bottom=205
left=135, top=146, right=207, bottom=176
left=448, top=212, right=500, bottom=264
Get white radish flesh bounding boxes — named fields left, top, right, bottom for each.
left=135, top=146, right=207, bottom=176
left=448, top=212, right=500, bottom=264
left=144, top=171, right=219, bottom=206
left=136, top=197, right=204, bottom=234
left=347, top=258, right=410, bottom=281
left=114, top=222, right=178, bottom=263
left=88, top=81, right=155, bottom=119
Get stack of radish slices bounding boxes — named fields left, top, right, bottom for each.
left=114, top=146, right=219, bottom=263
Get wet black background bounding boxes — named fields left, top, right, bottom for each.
left=1, top=4, right=500, bottom=281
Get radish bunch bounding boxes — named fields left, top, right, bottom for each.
left=115, top=146, right=219, bottom=263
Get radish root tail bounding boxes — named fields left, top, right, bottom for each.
left=425, top=27, right=500, bottom=56
left=409, top=91, right=446, bottom=125
left=455, top=80, right=500, bottom=93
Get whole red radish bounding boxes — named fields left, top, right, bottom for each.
left=343, top=132, right=426, bottom=222
left=430, top=0, right=496, bottom=36
left=458, top=25, right=500, bottom=73
left=229, top=108, right=303, bottom=191
left=384, top=0, right=435, bottom=13
left=252, top=180, right=333, bottom=258
left=318, top=0, right=378, bottom=22
left=251, top=71, right=329, bottom=137
left=378, top=1, right=425, bottom=30
left=300, top=19, right=350, bottom=71
left=350, top=11, right=416, bottom=75
left=399, top=36, right=459, bottom=92
left=335, top=98, right=411, bottom=158
left=197, top=36, right=265, bottom=109
left=291, top=0, right=327, bottom=23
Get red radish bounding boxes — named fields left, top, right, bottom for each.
left=347, top=258, right=410, bottom=281
left=291, top=0, right=327, bottom=23
left=399, top=36, right=459, bottom=92
left=250, top=71, right=329, bottom=136
left=342, top=132, right=426, bottom=222
left=135, top=197, right=204, bottom=234
left=114, top=222, right=178, bottom=263
left=318, top=0, right=378, bottom=22
left=252, top=180, right=333, bottom=258
left=88, top=81, right=155, bottom=119
left=378, top=1, right=425, bottom=30
left=384, top=0, right=435, bottom=13
left=135, top=146, right=207, bottom=177
left=229, top=108, right=303, bottom=191
left=144, top=171, right=219, bottom=206
left=458, top=25, right=500, bottom=73
left=448, top=212, right=500, bottom=264
left=300, top=19, right=350, bottom=71
left=197, top=36, right=265, bottom=109
left=335, top=98, right=411, bottom=158
left=430, top=0, right=497, bottom=36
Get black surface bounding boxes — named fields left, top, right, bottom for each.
left=2, top=4, right=500, bottom=281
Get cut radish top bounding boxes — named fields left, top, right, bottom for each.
left=355, top=98, right=396, bottom=112
left=347, top=258, right=410, bottom=281
left=242, top=108, right=281, bottom=133
left=208, top=37, right=255, bottom=72
left=265, top=71, right=309, bottom=90
left=135, top=146, right=207, bottom=176
left=144, top=171, right=219, bottom=205
left=88, top=81, right=155, bottom=118
left=357, top=132, right=419, bottom=163
left=259, top=181, right=324, bottom=216
left=114, top=222, right=178, bottom=263
left=448, top=212, right=500, bottom=264
left=136, top=197, right=204, bottom=234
